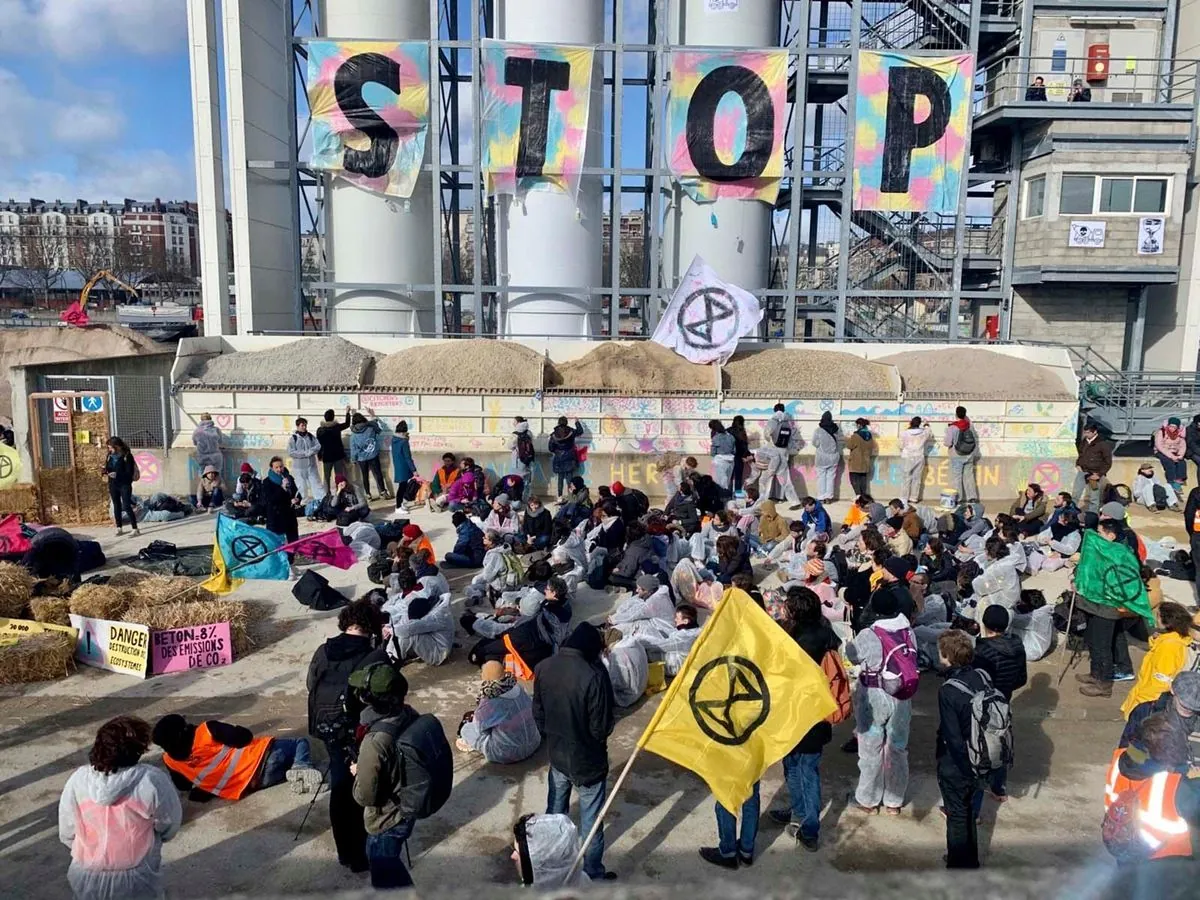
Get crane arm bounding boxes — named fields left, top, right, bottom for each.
left=79, top=270, right=140, bottom=313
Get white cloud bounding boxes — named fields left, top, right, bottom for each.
left=0, top=0, right=186, bottom=58
left=51, top=97, right=127, bottom=145
left=2, top=149, right=195, bottom=201
left=0, top=67, right=127, bottom=162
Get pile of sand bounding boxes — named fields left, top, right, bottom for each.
left=186, top=337, right=375, bottom=388
left=372, top=340, right=544, bottom=392
left=548, top=342, right=714, bottom=393
left=878, top=348, right=1075, bottom=399
left=0, top=325, right=159, bottom=421
left=722, top=348, right=895, bottom=396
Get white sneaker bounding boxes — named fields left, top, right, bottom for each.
left=286, top=766, right=323, bottom=795
left=115, top=527, right=124, bottom=536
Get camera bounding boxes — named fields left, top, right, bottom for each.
left=315, top=717, right=361, bottom=763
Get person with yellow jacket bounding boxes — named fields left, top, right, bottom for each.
left=1122, top=603, right=1196, bottom=719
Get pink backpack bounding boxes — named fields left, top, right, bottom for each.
left=861, top=626, right=920, bottom=700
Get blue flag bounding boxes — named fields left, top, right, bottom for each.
left=215, top=514, right=289, bottom=581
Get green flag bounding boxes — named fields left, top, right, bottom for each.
left=1074, top=530, right=1154, bottom=626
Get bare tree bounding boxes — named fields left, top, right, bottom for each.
left=68, top=225, right=116, bottom=285
left=11, top=226, right=66, bottom=304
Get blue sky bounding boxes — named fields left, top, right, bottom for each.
left=0, top=0, right=193, bottom=202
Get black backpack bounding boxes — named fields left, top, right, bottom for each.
left=293, top=570, right=347, bottom=611
left=1152, top=483, right=1170, bottom=511
left=954, top=427, right=977, bottom=456
left=516, top=431, right=535, bottom=465
left=371, top=713, right=453, bottom=819
left=774, top=423, right=793, bottom=449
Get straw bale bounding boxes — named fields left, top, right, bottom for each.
left=0, top=561, right=34, bottom=617
left=0, top=484, right=40, bottom=523
left=69, top=584, right=129, bottom=620
left=876, top=348, right=1075, bottom=400
left=548, top=342, right=714, bottom=393
left=722, top=348, right=895, bottom=396
left=124, top=575, right=215, bottom=608
left=30, top=596, right=71, bottom=626
left=32, top=576, right=74, bottom=598
left=372, top=340, right=544, bottom=392
left=122, top=599, right=258, bottom=657
left=0, top=633, right=76, bottom=684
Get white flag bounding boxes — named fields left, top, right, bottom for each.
left=651, top=255, right=763, bottom=365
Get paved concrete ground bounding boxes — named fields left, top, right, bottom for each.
left=1, top=499, right=1195, bottom=897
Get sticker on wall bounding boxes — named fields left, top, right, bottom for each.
left=1138, top=217, right=1165, bottom=255
left=665, top=48, right=788, bottom=204
left=1068, top=220, right=1106, bottom=248
left=480, top=41, right=595, bottom=198
left=306, top=41, right=431, bottom=199
left=852, top=51, right=974, bottom=214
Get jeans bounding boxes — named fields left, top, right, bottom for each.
left=322, top=458, right=347, bottom=495
left=358, top=458, right=388, bottom=496
left=1086, top=613, right=1134, bottom=680
left=733, top=456, right=745, bottom=492
left=781, top=749, right=822, bottom=840
left=950, top=454, right=978, bottom=503
left=200, top=487, right=225, bottom=510
left=108, top=480, right=137, bottom=528
left=323, top=739, right=367, bottom=867
left=849, top=471, right=870, bottom=498
left=556, top=473, right=571, bottom=497
left=256, top=737, right=312, bottom=789
left=816, top=464, right=838, bottom=502
left=444, top=551, right=483, bottom=568
left=1157, top=453, right=1188, bottom=484
left=366, top=819, right=415, bottom=889
left=1192, top=534, right=1200, bottom=603
left=292, top=463, right=325, bottom=503
left=938, top=757, right=980, bottom=868
left=547, top=767, right=607, bottom=879
left=854, top=687, right=911, bottom=809
left=900, top=457, right=924, bottom=503
left=715, top=781, right=760, bottom=858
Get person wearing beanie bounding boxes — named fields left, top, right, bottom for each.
left=1098, top=500, right=1143, bottom=560
left=972, top=605, right=1027, bottom=803
left=533, top=622, right=617, bottom=880
left=607, top=572, right=672, bottom=639
left=845, top=581, right=918, bottom=814
left=1120, top=670, right=1200, bottom=769
left=224, top=462, right=263, bottom=522
left=484, top=493, right=520, bottom=543
left=613, top=481, right=650, bottom=524
left=444, top=510, right=486, bottom=568
left=1155, top=417, right=1189, bottom=495
left=390, top=420, right=419, bottom=510
left=397, top=523, right=435, bottom=560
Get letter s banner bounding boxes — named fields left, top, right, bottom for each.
left=666, top=49, right=787, bottom=204
left=480, top=41, right=595, bottom=198
left=306, top=41, right=431, bottom=198
left=852, top=51, right=975, bottom=214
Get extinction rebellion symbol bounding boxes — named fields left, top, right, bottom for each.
left=688, top=655, right=770, bottom=746
left=677, top=287, right=739, bottom=350
left=230, top=534, right=269, bottom=564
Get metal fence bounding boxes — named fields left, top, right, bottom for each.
left=38, top=374, right=171, bottom=466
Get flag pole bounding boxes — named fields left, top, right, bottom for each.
left=563, top=746, right=644, bottom=884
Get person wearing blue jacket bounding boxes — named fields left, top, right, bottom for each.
left=800, top=497, right=832, bottom=537
left=390, top=421, right=418, bottom=509
left=349, top=408, right=391, bottom=501
left=445, top=511, right=486, bottom=567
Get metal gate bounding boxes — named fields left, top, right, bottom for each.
left=28, top=391, right=113, bottom=525
left=40, top=374, right=171, bottom=451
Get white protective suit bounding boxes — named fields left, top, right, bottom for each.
left=388, top=592, right=454, bottom=665
left=460, top=682, right=541, bottom=764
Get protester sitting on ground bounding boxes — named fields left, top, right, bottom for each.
left=1033, top=507, right=1082, bottom=567
left=1010, top=590, right=1055, bottom=662
left=484, top=494, right=521, bottom=543
left=922, top=536, right=958, bottom=585
left=998, top=523, right=1028, bottom=574
left=665, top=480, right=701, bottom=535
left=1120, top=602, right=1195, bottom=719
left=608, top=521, right=660, bottom=591
left=428, top=453, right=460, bottom=505
left=224, top=462, right=263, bottom=522
left=612, top=481, right=649, bottom=525
left=490, top=472, right=526, bottom=509
left=608, top=573, right=673, bottom=638
left=196, top=465, right=225, bottom=514
left=882, top=521, right=913, bottom=559
left=1009, top=483, right=1047, bottom=537
left=457, top=661, right=541, bottom=764
left=662, top=455, right=699, bottom=499
left=554, top=476, right=594, bottom=540
left=693, top=509, right=740, bottom=563
left=859, top=556, right=917, bottom=630
left=386, top=589, right=454, bottom=667
left=714, top=534, right=752, bottom=585
left=800, top=496, right=832, bottom=539
left=461, top=561, right=553, bottom=640
left=444, top=511, right=486, bottom=568
left=152, top=714, right=322, bottom=801
left=510, top=813, right=590, bottom=888
left=549, top=544, right=585, bottom=597
left=468, top=577, right=574, bottom=675
left=520, top=495, right=554, bottom=551
left=585, top=501, right=627, bottom=590
left=437, top=463, right=481, bottom=513
left=968, top=537, right=1021, bottom=617
left=58, top=715, right=182, bottom=900
left=465, top=530, right=523, bottom=607
left=1134, top=462, right=1181, bottom=511
left=315, top=474, right=368, bottom=526
left=1120, top=671, right=1200, bottom=769
left=747, top=499, right=790, bottom=554
left=603, top=629, right=650, bottom=708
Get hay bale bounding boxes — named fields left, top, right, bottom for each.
left=123, top=599, right=256, bottom=657
left=69, top=584, right=129, bottom=620
left=548, top=342, right=714, bottom=394
left=0, top=633, right=76, bottom=684
left=722, top=347, right=895, bottom=396
left=0, top=561, right=34, bottom=618
left=30, top=596, right=71, bottom=627
left=124, top=575, right=215, bottom=608
left=33, top=576, right=75, bottom=598
left=372, top=340, right=545, bottom=392
left=876, top=348, right=1075, bottom=400
left=0, top=484, right=39, bottom=523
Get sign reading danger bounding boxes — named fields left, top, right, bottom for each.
left=68, top=615, right=150, bottom=678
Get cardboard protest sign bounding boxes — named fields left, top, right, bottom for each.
left=150, top=623, right=233, bottom=675
left=68, top=615, right=150, bottom=678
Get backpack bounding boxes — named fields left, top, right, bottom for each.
left=1153, top=483, right=1169, bottom=511
left=946, top=670, right=1013, bottom=777
left=500, top=550, right=525, bottom=588
left=774, top=422, right=794, bottom=450
left=371, top=713, right=453, bottom=819
left=954, top=426, right=977, bottom=456
left=821, top=650, right=852, bottom=724
left=863, top=626, right=920, bottom=700
left=516, top=431, right=535, bottom=465
left=1102, top=787, right=1153, bottom=864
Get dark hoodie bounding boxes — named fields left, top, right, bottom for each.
left=306, top=632, right=376, bottom=735
left=523, top=505, right=553, bottom=543
left=1187, top=415, right=1200, bottom=464
left=972, top=633, right=1028, bottom=701
left=548, top=421, right=584, bottom=475
left=790, top=617, right=840, bottom=753
left=316, top=410, right=351, bottom=464
left=532, top=623, right=615, bottom=787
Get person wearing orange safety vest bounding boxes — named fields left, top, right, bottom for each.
left=1105, top=712, right=1200, bottom=862
left=152, top=714, right=322, bottom=801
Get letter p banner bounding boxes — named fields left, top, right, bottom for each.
left=881, top=66, right=951, bottom=194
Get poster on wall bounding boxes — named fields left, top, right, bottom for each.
left=1068, top=220, right=1106, bottom=248
left=306, top=41, right=430, bottom=199
left=480, top=41, right=595, bottom=198
left=1138, top=217, right=1165, bottom=255
left=665, top=49, right=788, bottom=204
left=852, top=51, right=975, bottom=213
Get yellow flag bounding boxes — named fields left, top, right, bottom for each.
left=638, top=588, right=836, bottom=812
left=199, top=542, right=242, bottom=596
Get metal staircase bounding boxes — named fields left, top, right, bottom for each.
left=1065, top=344, right=1200, bottom=442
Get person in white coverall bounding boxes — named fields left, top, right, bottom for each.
left=287, top=417, right=325, bottom=502
left=749, top=404, right=801, bottom=508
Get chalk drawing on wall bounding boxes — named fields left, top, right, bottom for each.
left=543, top=396, right=602, bottom=416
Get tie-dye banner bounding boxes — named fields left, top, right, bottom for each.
left=665, top=49, right=788, bottom=204
left=853, top=51, right=974, bottom=213
left=480, top=41, right=595, bottom=198
left=306, top=41, right=430, bottom=199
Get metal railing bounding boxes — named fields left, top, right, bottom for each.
left=975, top=57, right=1199, bottom=113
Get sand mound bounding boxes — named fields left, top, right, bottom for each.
left=0, top=325, right=159, bottom=421
left=548, top=342, right=714, bottom=393
left=877, top=348, right=1075, bottom=399
left=186, top=337, right=375, bottom=388
left=372, top=340, right=544, bottom=392
left=722, top=348, right=895, bottom=396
